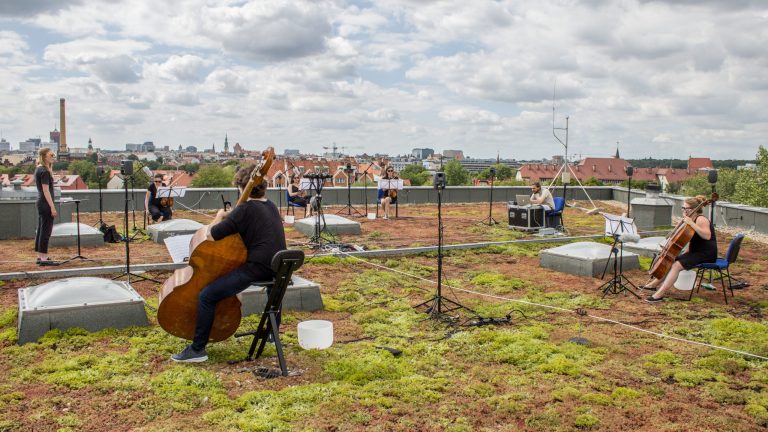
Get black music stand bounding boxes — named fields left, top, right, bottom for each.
left=479, top=167, right=498, bottom=226
left=94, top=166, right=105, bottom=227
left=304, top=174, right=337, bottom=248
left=599, top=213, right=640, bottom=299
left=59, top=198, right=92, bottom=264
left=113, top=175, right=159, bottom=284
left=337, top=166, right=364, bottom=217
left=235, top=250, right=305, bottom=378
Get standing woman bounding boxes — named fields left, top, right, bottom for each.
left=34, top=148, right=58, bottom=265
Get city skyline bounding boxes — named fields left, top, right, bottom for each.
left=1, top=1, right=766, bottom=160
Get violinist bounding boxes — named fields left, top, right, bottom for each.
left=378, top=166, right=398, bottom=219
left=643, top=195, right=717, bottom=303
left=171, top=167, right=286, bottom=362
left=145, top=173, right=172, bottom=223
left=287, top=175, right=310, bottom=217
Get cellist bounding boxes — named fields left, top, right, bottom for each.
left=642, top=195, right=717, bottom=303
left=171, top=167, right=286, bottom=362
left=378, top=166, right=398, bottom=219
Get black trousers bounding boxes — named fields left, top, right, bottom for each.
left=148, top=204, right=172, bottom=222
left=35, top=201, right=55, bottom=254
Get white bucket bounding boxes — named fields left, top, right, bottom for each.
left=674, top=270, right=697, bottom=291
left=297, top=320, right=333, bottom=350
left=367, top=213, right=377, bottom=220
left=284, top=215, right=295, bottom=224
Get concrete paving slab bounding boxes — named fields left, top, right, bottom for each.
left=623, top=236, right=666, bottom=257
left=294, top=214, right=361, bottom=237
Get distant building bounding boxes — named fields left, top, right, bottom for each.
left=459, top=158, right=518, bottom=174
left=143, top=141, right=155, bottom=152
left=126, top=142, right=155, bottom=152
left=0, top=139, right=9, bottom=152
left=284, top=149, right=301, bottom=156
left=442, top=150, right=464, bottom=160
left=687, top=157, right=713, bottom=171
left=126, top=143, right=143, bottom=152
left=412, top=148, right=434, bottom=159
left=50, top=129, right=60, bottom=145
left=186, top=146, right=198, bottom=153
left=19, top=138, right=42, bottom=152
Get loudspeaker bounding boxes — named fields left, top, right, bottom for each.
left=433, top=172, right=446, bottom=189
left=489, top=167, right=496, bottom=176
left=120, top=160, right=133, bottom=176
left=96, top=166, right=105, bottom=177
left=708, top=169, right=718, bottom=184
left=625, top=166, right=634, bottom=177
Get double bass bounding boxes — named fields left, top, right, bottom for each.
left=649, top=193, right=718, bottom=280
left=157, top=147, right=275, bottom=342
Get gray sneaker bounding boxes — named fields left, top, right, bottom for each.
left=171, top=345, right=208, bottom=363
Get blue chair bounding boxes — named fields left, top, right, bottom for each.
left=286, top=190, right=306, bottom=216
left=546, top=196, right=565, bottom=229
left=692, top=233, right=745, bottom=304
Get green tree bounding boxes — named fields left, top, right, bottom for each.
left=733, top=146, right=768, bottom=207
left=127, top=154, right=139, bottom=161
left=179, top=163, right=200, bottom=174
left=192, top=165, right=234, bottom=187
left=142, top=159, right=160, bottom=171
left=399, top=164, right=430, bottom=186
left=477, top=164, right=514, bottom=181
left=87, top=152, right=98, bottom=163
left=681, top=174, right=711, bottom=197
left=583, top=176, right=604, bottom=186
left=68, top=160, right=96, bottom=185
left=130, top=161, right=151, bottom=188
left=444, top=160, right=469, bottom=186
left=53, top=161, right=69, bottom=170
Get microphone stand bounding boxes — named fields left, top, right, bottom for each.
left=359, top=163, right=373, bottom=215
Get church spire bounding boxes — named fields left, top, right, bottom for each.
left=224, top=134, right=229, bottom=154
left=615, top=141, right=620, bottom=159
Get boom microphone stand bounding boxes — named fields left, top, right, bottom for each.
left=479, top=167, right=498, bottom=225
left=94, top=165, right=105, bottom=227
left=113, top=161, right=159, bottom=284
left=415, top=172, right=474, bottom=320
left=305, top=173, right=336, bottom=249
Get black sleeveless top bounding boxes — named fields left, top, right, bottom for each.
left=689, top=215, right=717, bottom=255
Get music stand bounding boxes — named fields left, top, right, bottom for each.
left=337, top=167, right=364, bottom=217
left=598, top=213, right=640, bottom=299
left=304, top=174, right=336, bottom=248
left=58, top=198, right=92, bottom=264
left=127, top=176, right=147, bottom=240
left=114, top=175, right=159, bottom=284
left=377, top=178, right=403, bottom=218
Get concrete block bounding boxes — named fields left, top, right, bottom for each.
left=240, top=275, right=323, bottom=316
left=539, top=241, right=640, bottom=278
left=49, top=223, right=105, bottom=247
left=622, top=236, right=665, bottom=257
left=147, top=218, right=204, bottom=243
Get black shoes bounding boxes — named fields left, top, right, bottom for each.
left=171, top=345, right=208, bottom=363
left=644, top=295, right=663, bottom=304
left=639, top=285, right=658, bottom=292
left=36, top=258, right=59, bottom=266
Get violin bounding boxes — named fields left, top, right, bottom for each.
left=157, top=147, right=275, bottom=342
left=649, top=193, right=718, bottom=280
left=160, top=197, right=174, bottom=207
left=385, top=174, right=399, bottom=199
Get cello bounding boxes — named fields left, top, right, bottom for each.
left=649, top=193, right=718, bottom=280
left=157, top=147, right=275, bottom=342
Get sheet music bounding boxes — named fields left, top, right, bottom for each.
left=163, top=234, right=194, bottom=263
left=378, top=179, right=404, bottom=190
left=299, top=178, right=313, bottom=191
left=157, top=187, right=186, bottom=198
left=601, top=213, right=637, bottom=236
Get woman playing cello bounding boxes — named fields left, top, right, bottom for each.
left=642, top=195, right=717, bottom=303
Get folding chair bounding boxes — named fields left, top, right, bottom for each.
left=691, top=233, right=744, bottom=304
left=235, top=249, right=305, bottom=377
left=286, top=190, right=306, bottom=216
left=375, top=190, right=398, bottom=218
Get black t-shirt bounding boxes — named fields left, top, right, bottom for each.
left=210, top=200, right=287, bottom=276
left=34, top=166, right=54, bottom=205
left=147, top=182, right=162, bottom=207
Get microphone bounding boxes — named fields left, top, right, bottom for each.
left=618, top=233, right=641, bottom=243
left=142, top=166, right=153, bottom=177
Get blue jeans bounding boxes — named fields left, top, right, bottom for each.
left=192, top=264, right=274, bottom=350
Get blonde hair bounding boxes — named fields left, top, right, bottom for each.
left=684, top=195, right=708, bottom=214
left=37, top=147, right=54, bottom=171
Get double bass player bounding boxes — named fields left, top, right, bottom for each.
left=171, top=166, right=286, bottom=362
left=642, top=195, right=717, bottom=303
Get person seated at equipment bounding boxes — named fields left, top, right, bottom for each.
left=171, top=168, right=286, bottom=363
left=145, top=173, right=172, bottom=223
left=287, top=176, right=310, bottom=217
left=530, top=182, right=555, bottom=210
left=378, top=166, right=398, bottom=219
left=642, top=195, right=717, bottom=303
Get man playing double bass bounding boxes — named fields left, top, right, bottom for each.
left=642, top=195, right=717, bottom=303
left=171, top=167, right=286, bottom=362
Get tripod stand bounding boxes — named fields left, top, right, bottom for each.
left=93, top=166, right=105, bottom=227
left=415, top=174, right=473, bottom=320
left=479, top=168, right=498, bottom=226
left=60, top=198, right=91, bottom=264
left=337, top=167, right=364, bottom=217
left=360, top=163, right=373, bottom=215
left=598, top=235, right=640, bottom=299
left=128, top=176, right=147, bottom=241
left=114, top=175, right=158, bottom=284
left=305, top=174, right=336, bottom=248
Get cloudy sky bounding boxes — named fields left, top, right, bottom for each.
left=1, top=0, right=766, bottom=160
